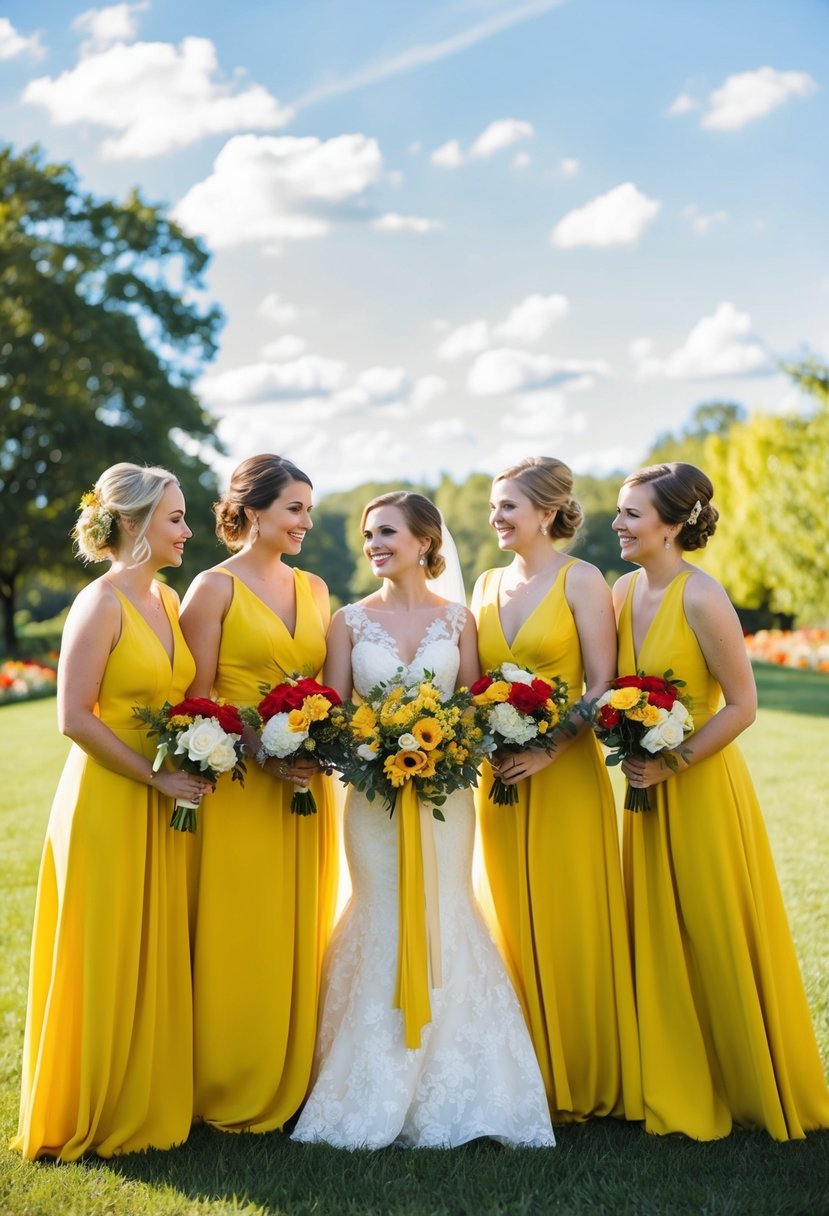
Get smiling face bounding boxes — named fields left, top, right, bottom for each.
left=612, top=481, right=676, bottom=564
left=488, top=478, right=550, bottom=553
left=252, top=479, right=314, bottom=555
left=362, top=503, right=427, bottom=580
left=143, top=482, right=191, bottom=569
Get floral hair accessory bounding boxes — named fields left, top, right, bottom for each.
left=78, top=489, right=100, bottom=510
left=686, top=499, right=702, bottom=526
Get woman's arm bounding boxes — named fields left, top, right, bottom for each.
left=622, top=571, right=757, bottom=788
left=58, top=583, right=211, bottom=799
left=306, top=571, right=332, bottom=633
left=456, top=610, right=481, bottom=690
left=323, top=608, right=355, bottom=701
left=179, top=570, right=232, bottom=697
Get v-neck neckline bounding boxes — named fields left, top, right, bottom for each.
left=228, top=568, right=300, bottom=641
left=629, top=570, right=687, bottom=669
left=113, top=584, right=176, bottom=668
left=357, top=604, right=451, bottom=669
left=496, top=561, right=571, bottom=651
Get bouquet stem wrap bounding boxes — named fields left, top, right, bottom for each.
left=394, top=783, right=443, bottom=1049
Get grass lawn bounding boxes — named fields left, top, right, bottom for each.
left=0, top=665, right=827, bottom=1216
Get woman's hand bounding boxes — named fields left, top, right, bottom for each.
left=491, top=748, right=555, bottom=784
left=153, top=769, right=213, bottom=802
left=263, top=754, right=318, bottom=788
left=621, top=751, right=687, bottom=789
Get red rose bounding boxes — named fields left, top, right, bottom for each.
left=216, top=703, right=244, bottom=734
left=597, top=704, right=621, bottom=729
left=530, top=677, right=553, bottom=701
left=258, top=686, right=297, bottom=719
left=613, top=675, right=645, bottom=689
left=470, top=675, right=494, bottom=696
left=647, top=690, right=675, bottom=710
left=508, top=682, right=546, bottom=713
left=168, top=696, right=219, bottom=719
left=295, top=677, right=341, bottom=706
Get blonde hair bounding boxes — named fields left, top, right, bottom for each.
left=214, top=454, right=312, bottom=552
left=74, top=463, right=179, bottom=564
left=495, top=456, right=583, bottom=543
left=360, top=491, right=446, bottom=579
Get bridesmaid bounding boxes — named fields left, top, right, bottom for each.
left=612, top=461, right=829, bottom=1139
left=472, top=457, right=642, bottom=1123
left=180, top=453, right=338, bottom=1132
left=13, top=464, right=211, bottom=1160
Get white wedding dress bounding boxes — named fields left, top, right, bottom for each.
left=292, top=603, right=555, bottom=1150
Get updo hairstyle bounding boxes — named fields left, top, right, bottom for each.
left=623, top=462, right=718, bottom=551
left=214, top=454, right=312, bottom=552
left=360, top=491, right=446, bottom=579
left=495, top=457, right=584, bottom=543
left=74, top=463, right=179, bottom=565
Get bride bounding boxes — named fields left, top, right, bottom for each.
left=292, top=491, right=554, bottom=1150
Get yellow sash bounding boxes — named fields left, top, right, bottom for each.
left=393, top=782, right=443, bottom=1049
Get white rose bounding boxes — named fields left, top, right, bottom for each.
left=207, top=737, right=238, bottom=773
left=357, top=743, right=379, bottom=762
left=595, top=689, right=613, bottom=708
left=176, top=716, right=226, bottom=764
left=640, top=715, right=687, bottom=754
left=261, top=712, right=309, bottom=758
left=670, top=700, right=691, bottom=727
left=500, top=662, right=534, bottom=686
left=488, top=701, right=538, bottom=745
left=397, top=732, right=418, bottom=751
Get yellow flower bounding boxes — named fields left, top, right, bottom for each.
left=302, top=694, right=331, bottom=722
left=627, top=703, right=661, bottom=726
left=538, top=720, right=549, bottom=734
left=473, top=680, right=510, bottom=705
left=168, top=714, right=194, bottom=728
left=351, top=704, right=378, bottom=738
left=78, top=489, right=99, bottom=510
left=288, top=708, right=310, bottom=732
left=383, top=749, right=428, bottom=786
left=609, top=687, right=642, bottom=711
left=412, top=717, right=442, bottom=750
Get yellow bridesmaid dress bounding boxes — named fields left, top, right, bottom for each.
left=619, top=571, right=829, bottom=1139
left=191, top=568, right=338, bottom=1131
left=13, top=584, right=196, bottom=1160
left=475, top=562, right=643, bottom=1122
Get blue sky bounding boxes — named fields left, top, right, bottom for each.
left=2, top=0, right=827, bottom=493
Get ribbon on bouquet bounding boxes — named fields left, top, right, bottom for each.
left=393, top=782, right=443, bottom=1050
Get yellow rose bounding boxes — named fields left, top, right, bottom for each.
left=351, top=704, right=378, bottom=738
left=412, top=718, right=443, bottom=750
left=288, top=708, right=310, bottom=732
left=473, top=680, right=510, bottom=705
left=627, top=703, right=661, bottom=726
left=302, top=694, right=331, bottom=722
left=609, top=687, right=642, bottom=711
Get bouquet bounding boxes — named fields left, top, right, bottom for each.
left=470, top=663, right=572, bottom=805
left=133, top=696, right=247, bottom=831
left=586, top=671, right=694, bottom=811
left=330, top=673, right=487, bottom=818
left=255, top=676, right=343, bottom=815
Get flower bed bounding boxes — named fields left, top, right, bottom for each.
left=744, top=629, right=829, bottom=674
left=0, top=658, right=59, bottom=704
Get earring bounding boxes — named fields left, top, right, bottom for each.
left=664, top=537, right=672, bottom=550
left=418, top=555, right=426, bottom=567
left=540, top=525, right=548, bottom=536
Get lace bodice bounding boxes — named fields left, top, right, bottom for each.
left=344, top=602, right=467, bottom=700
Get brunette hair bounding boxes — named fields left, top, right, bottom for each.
left=360, top=490, right=446, bottom=579
left=623, top=462, right=718, bottom=550
left=214, top=454, right=312, bottom=552
left=495, top=456, right=583, bottom=543
left=74, top=463, right=179, bottom=565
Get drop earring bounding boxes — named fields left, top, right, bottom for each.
left=418, top=555, right=426, bottom=567
left=664, top=537, right=672, bottom=550
left=540, top=524, right=548, bottom=536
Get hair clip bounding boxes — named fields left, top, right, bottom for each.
left=686, top=499, right=702, bottom=526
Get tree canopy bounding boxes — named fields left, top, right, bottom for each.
left=0, top=144, right=224, bottom=651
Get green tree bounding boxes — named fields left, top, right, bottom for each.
left=0, top=145, right=224, bottom=652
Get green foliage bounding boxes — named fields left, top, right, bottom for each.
left=0, top=144, right=225, bottom=650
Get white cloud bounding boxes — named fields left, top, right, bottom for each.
left=431, top=138, right=464, bottom=168
left=260, top=334, right=308, bottom=361
left=0, top=17, right=43, bottom=60
left=666, top=92, right=698, bottom=117
left=198, top=354, right=347, bottom=408
left=436, top=320, right=490, bottom=361
left=469, top=118, right=534, bottom=159
left=373, top=212, right=444, bottom=233
left=513, top=152, right=531, bottom=170
left=701, top=66, right=818, bottom=131
left=411, top=375, right=448, bottom=410
left=559, top=157, right=580, bottom=178
left=258, top=293, right=299, bottom=326
left=23, top=36, right=293, bottom=158
left=174, top=133, right=383, bottom=249
left=570, top=446, right=638, bottom=476
left=467, top=348, right=609, bottom=395
left=424, top=416, right=472, bottom=443
left=496, top=293, right=569, bottom=343
left=551, top=182, right=661, bottom=249
left=682, top=204, right=729, bottom=235
left=633, top=303, right=769, bottom=380
left=73, top=3, right=148, bottom=53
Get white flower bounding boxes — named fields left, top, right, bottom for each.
left=176, top=716, right=227, bottom=764
left=670, top=700, right=692, bottom=726
left=357, top=743, right=379, bottom=762
left=640, top=714, right=687, bottom=754
left=595, top=689, right=613, bottom=708
left=397, top=732, right=418, bottom=750
left=500, top=662, right=534, bottom=686
left=261, top=712, right=309, bottom=758
left=206, top=737, right=239, bottom=773
left=488, top=701, right=539, bottom=745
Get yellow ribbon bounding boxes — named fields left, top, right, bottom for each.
left=393, top=782, right=443, bottom=1049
